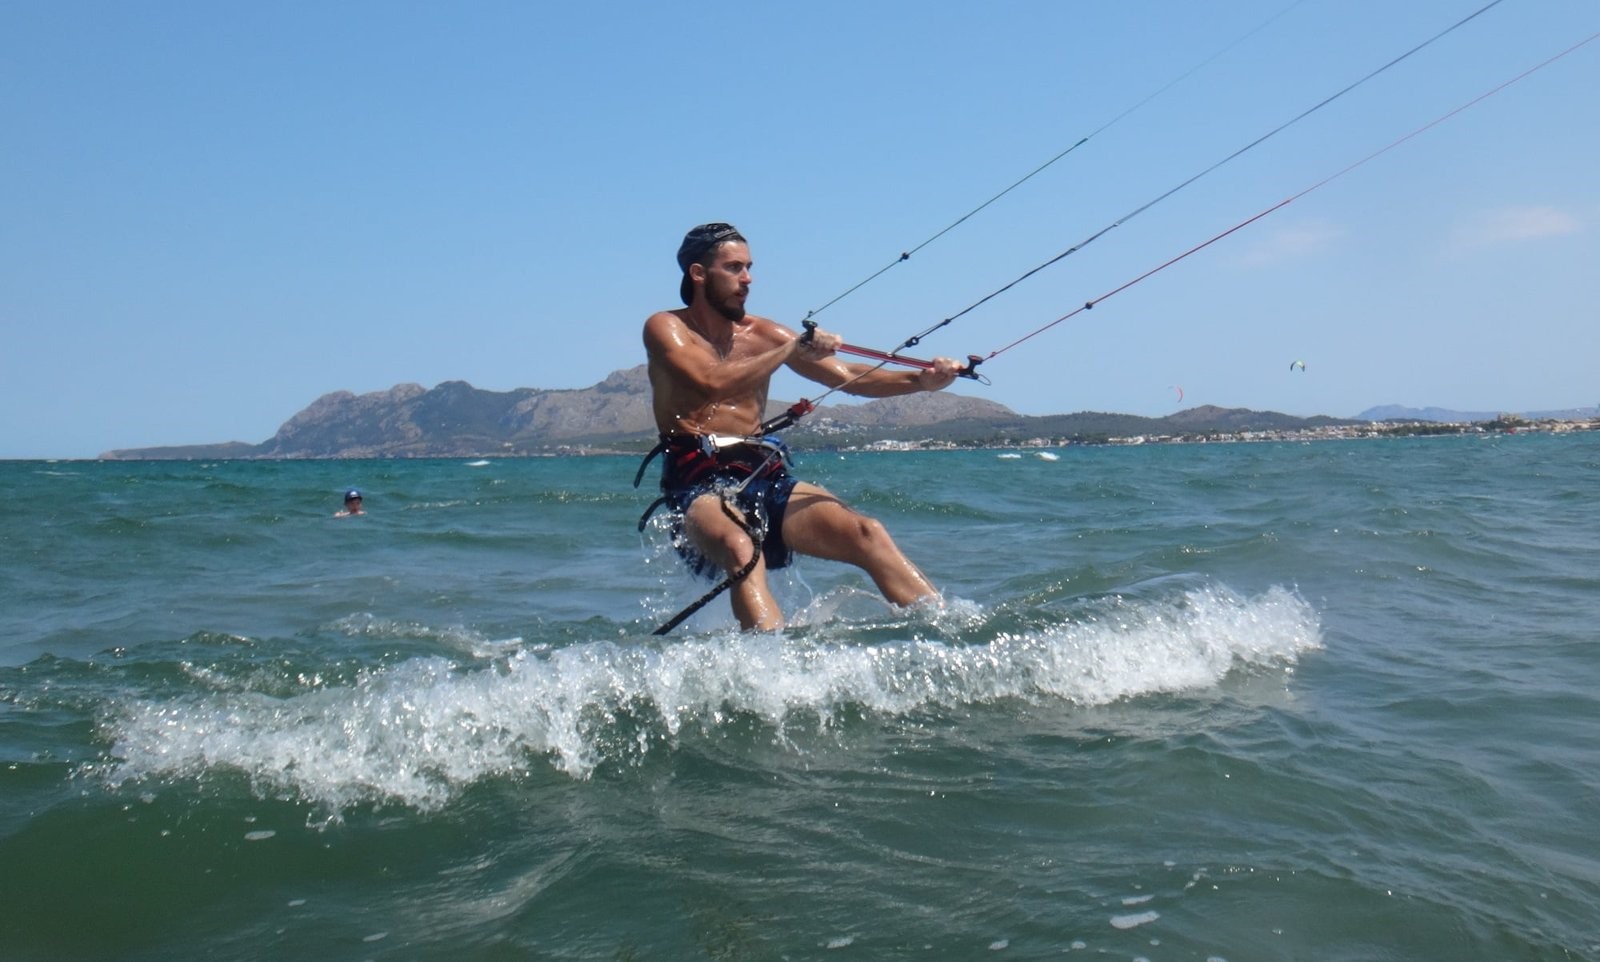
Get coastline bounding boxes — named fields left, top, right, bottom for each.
left=850, top=414, right=1600, bottom=452
left=29, top=414, right=1593, bottom=463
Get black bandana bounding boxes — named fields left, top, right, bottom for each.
left=677, top=223, right=745, bottom=305
left=676, top=222, right=745, bottom=272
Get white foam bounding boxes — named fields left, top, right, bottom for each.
left=1111, top=910, right=1160, bottom=930
left=100, top=585, right=1320, bottom=809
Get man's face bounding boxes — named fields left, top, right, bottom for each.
left=701, top=241, right=752, bottom=322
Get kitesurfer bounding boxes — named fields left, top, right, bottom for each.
left=641, top=222, right=964, bottom=631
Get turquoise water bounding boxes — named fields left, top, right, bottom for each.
left=2, top=436, right=1597, bottom=960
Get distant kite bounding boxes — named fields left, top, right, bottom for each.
left=1290, top=360, right=1307, bottom=372
left=1172, top=385, right=1184, bottom=403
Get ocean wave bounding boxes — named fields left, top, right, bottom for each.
left=98, top=584, right=1320, bottom=810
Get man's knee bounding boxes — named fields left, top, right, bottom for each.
left=843, top=513, right=901, bottom=561
left=852, top=514, right=889, bottom=543
left=684, top=502, right=753, bottom=563
left=716, top=526, right=759, bottom=562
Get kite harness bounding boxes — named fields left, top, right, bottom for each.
left=635, top=432, right=795, bottom=635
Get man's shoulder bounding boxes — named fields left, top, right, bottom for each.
left=646, top=307, right=689, bottom=325
left=643, top=309, right=687, bottom=345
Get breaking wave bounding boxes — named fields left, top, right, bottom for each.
left=100, top=584, right=1320, bottom=810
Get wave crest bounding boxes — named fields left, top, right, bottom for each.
left=100, top=584, right=1319, bottom=809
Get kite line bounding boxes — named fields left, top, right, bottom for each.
left=782, top=0, right=1526, bottom=404
left=798, top=0, right=1313, bottom=324
left=977, top=30, right=1599, bottom=364
left=874, top=0, right=1512, bottom=364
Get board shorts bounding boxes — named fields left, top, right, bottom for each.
left=636, top=433, right=800, bottom=579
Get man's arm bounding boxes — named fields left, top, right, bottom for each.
left=785, top=336, right=962, bottom=398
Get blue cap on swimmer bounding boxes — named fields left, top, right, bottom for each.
left=677, top=222, right=744, bottom=305
left=344, top=489, right=361, bottom=502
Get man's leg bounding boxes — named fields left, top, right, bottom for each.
left=779, top=482, right=938, bottom=607
left=682, top=493, right=781, bottom=630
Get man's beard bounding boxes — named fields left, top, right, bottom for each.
left=710, top=287, right=746, bottom=323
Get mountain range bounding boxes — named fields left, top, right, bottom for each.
left=1354, top=403, right=1597, bottom=423
left=100, top=367, right=1564, bottom=460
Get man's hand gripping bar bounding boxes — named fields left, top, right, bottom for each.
left=801, top=321, right=988, bottom=383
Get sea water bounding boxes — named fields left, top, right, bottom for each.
left=1, top=435, right=1596, bottom=960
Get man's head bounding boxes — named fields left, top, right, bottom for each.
left=677, top=222, right=746, bottom=306
left=344, top=489, right=362, bottom=505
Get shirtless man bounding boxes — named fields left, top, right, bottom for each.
left=642, top=222, right=964, bottom=630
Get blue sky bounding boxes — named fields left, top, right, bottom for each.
left=3, top=1, right=1595, bottom=459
